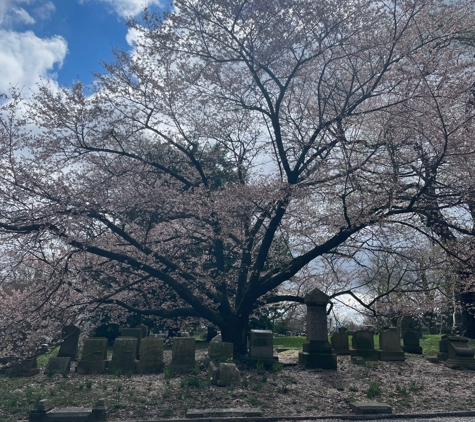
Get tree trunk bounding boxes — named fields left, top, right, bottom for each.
left=219, top=316, right=249, bottom=356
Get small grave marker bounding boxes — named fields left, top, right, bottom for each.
left=45, top=357, right=71, bottom=375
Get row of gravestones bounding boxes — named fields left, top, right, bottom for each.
left=334, top=328, right=407, bottom=363
left=331, top=327, right=422, bottom=358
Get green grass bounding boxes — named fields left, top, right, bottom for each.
left=273, top=336, right=306, bottom=348
left=274, top=333, right=475, bottom=355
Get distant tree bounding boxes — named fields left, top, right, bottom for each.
left=1, top=0, right=475, bottom=355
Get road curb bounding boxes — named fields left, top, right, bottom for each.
left=127, top=410, right=475, bottom=422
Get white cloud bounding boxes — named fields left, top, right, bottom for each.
left=80, top=0, right=164, bottom=19
left=125, top=26, right=142, bottom=47
left=0, top=30, right=67, bottom=94
left=11, top=7, right=35, bottom=25
left=0, top=1, right=55, bottom=29
left=33, top=1, right=55, bottom=21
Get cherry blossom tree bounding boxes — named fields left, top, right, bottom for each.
left=1, top=0, right=475, bottom=355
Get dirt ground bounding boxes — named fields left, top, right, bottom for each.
left=5, top=347, right=475, bottom=421
left=99, top=348, right=475, bottom=420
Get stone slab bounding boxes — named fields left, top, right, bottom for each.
left=350, top=349, right=379, bottom=361
left=46, top=408, right=91, bottom=421
left=378, top=350, right=405, bottom=361
left=45, top=357, right=71, bottom=375
left=186, top=408, right=263, bottom=418
left=349, top=401, right=392, bottom=414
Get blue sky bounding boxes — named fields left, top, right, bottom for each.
left=0, top=0, right=169, bottom=94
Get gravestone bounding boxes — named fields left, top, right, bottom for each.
left=208, top=341, right=234, bottom=363
left=438, top=335, right=450, bottom=361
left=45, top=357, right=71, bottom=375
left=217, top=363, right=241, bottom=386
left=120, top=328, right=142, bottom=359
left=57, top=325, right=80, bottom=360
left=339, top=327, right=348, bottom=334
left=76, top=338, right=108, bottom=374
left=207, top=361, right=241, bottom=386
left=378, top=329, right=404, bottom=361
left=109, top=337, right=137, bottom=373
left=298, top=288, right=337, bottom=369
left=286, top=331, right=293, bottom=337
left=442, top=335, right=475, bottom=369
left=135, top=324, right=149, bottom=338
left=331, top=332, right=350, bottom=355
left=6, top=357, right=40, bottom=377
left=350, top=330, right=378, bottom=362
left=249, top=330, right=274, bottom=362
left=170, top=337, right=196, bottom=372
left=136, top=337, right=164, bottom=373
left=402, top=331, right=423, bottom=354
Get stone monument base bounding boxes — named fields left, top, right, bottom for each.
left=332, top=348, right=351, bottom=355
left=298, top=341, right=337, bottom=369
left=350, top=349, right=379, bottom=361
left=76, top=361, right=106, bottom=375
left=403, top=345, right=423, bottom=354
left=444, top=358, right=475, bottom=369
left=378, top=350, right=405, bottom=361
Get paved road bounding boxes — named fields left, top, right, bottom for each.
left=292, top=418, right=475, bottom=422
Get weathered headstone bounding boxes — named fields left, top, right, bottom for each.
left=298, top=288, right=337, bottom=369
left=378, top=329, right=404, bottom=361
left=136, top=337, right=164, bottom=373
left=286, top=331, right=293, bottom=337
left=120, top=328, right=142, bottom=359
left=135, top=324, right=149, bottom=338
left=350, top=330, right=378, bottom=362
left=208, top=341, right=234, bottom=363
left=438, top=335, right=450, bottom=361
left=45, top=357, right=71, bottom=375
left=207, top=361, right=241, bottom=386
left=249, top=330, right=274, bottom=362
left=57, top=325, right=80, bottom=360
left=442, top=335, right=475, bottom=369
left=217, top=363, right=241, bottom=386
left=331, top=332, right=350, bottom=355
left=76, top=337, right=108, bottom=374
left=6, top=357, right=40, bottom=377
left=402, top=331, right=423, bottom=354
left=109, top=337, right=137, bottom=373
left=169, top=337, right=196, bottom=372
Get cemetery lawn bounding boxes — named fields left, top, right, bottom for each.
left=2, top=337, right=475, bottom=421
